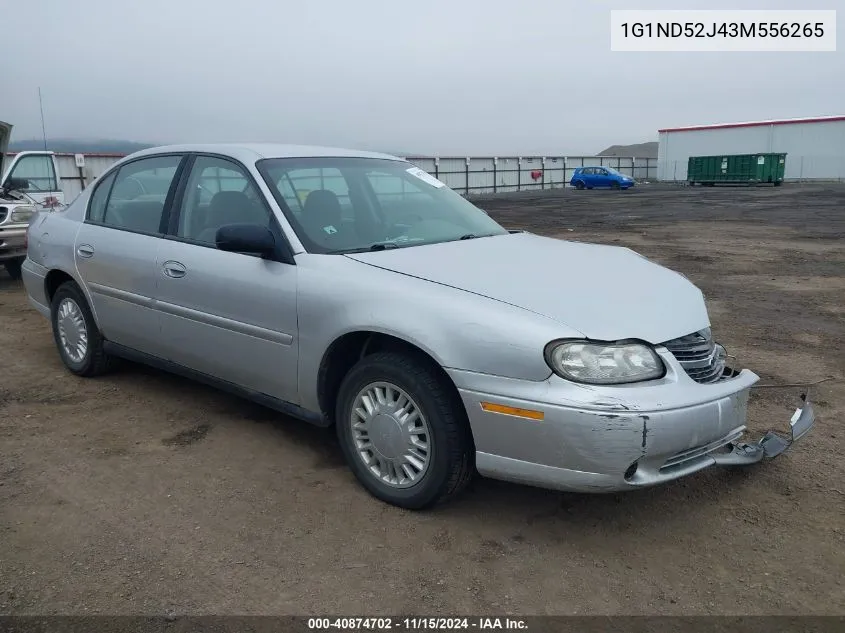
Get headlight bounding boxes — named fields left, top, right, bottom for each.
left=10, top=206, right=36, bottom=223
left=545, top=340, right=665, bottom=384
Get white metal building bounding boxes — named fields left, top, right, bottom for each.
left=657, top=115, right=845, bottom=182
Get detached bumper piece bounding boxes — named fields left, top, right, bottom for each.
left=713, top=396, right=815, bottom=466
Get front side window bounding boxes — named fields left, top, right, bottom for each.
left=6, top=154, right=58, bottom=192
left=176, top=156, right=271, bottom=245
left=98, top=155, right=182, bottom=234
left=257, top=157, right=507, bottom=254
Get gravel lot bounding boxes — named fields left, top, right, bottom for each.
left=1, top=183, right=843, bottom=616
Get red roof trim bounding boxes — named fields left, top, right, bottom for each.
left=659, top=115, right=845, bottom=133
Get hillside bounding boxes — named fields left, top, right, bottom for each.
left=597, top=141, right=658, bottom=158
left=8, top=138, right=154, bottom=154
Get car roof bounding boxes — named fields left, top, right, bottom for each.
left=124, top=143, right=404, bottom=164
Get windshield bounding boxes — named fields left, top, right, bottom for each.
left=257, top=157, right=508, bottom=253
left=604, top=167, right=622, bottom=176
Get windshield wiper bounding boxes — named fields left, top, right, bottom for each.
left=368, top=241, right=402, bottom=251
left=459, top=233, right=478, bottom=240
left=336, top=241, right=402, bottom=254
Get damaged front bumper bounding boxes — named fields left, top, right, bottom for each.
left=448, top=364, right=816, bottom=494
left=711, top=395, right=815, bottom=465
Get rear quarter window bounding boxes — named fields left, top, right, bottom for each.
left=87, top=171, right=117, bottom=222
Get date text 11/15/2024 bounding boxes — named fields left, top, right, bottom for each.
left=307, top=617, right=529, bottom=630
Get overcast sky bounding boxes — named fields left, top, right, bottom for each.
left=2, top=0, right=842, bottom=155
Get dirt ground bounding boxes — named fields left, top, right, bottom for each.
left=1, top=183, right=843, bottom=616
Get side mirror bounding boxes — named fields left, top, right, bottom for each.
left=2, top=177, right=30, bottom=191
left=215, top=223, right=276, bottom=257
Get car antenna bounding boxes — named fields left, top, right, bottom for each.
left=38, top=86, right=49, bottom=152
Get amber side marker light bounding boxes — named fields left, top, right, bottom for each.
left=480, top=402, right=544, bottom=421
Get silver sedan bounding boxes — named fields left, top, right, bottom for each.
left=20, top=144, right=814, bottom=509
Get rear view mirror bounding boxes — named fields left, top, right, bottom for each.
left=216, top=223, right=276, bottom=257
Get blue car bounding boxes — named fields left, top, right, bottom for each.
left=570, top=166, right=635, bottom=190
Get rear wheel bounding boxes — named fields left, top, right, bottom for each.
left=3, top=258, right=23, bottom=281
left=50, top=281, right=113, bottom=377
left=574, top=180, right=585, bottom=190
left=335, top=351, right=474, bottom=509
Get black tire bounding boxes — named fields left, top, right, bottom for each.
left=335, top=351, right=474, bottom=509
left=611, top=181, right=621, bottom=190
left=774, top=181, right=782, bottom=187
left=574, top=180, right=585, bottom=190
left=4, top=258, right=23, bottom=280
left=50, top=281, right=113, bottom=377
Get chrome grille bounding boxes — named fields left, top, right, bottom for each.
left=0, top=207, right=7, bottom=223
left=662, top=328, right=728, bottom=384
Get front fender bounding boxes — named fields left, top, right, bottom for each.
left=295, top=254, right=580, bottom=412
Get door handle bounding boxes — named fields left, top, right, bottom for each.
left=77, top=244, right=94, bottom=258
left=162, top=260, right=187, bottom=279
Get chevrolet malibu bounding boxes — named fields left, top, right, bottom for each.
left=20, top=144, right=814, bottom=509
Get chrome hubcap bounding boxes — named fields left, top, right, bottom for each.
left=350, top=382, right=432, bottom=488
left=57, top=298, right=88, bottom=363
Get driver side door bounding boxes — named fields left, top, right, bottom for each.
left=2, top=153, right=63, bottom=208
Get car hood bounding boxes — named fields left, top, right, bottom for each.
left=0, top=120, right=11, bottom=179
left=344, top=232, right=709, bottom=344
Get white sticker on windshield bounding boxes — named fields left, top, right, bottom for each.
left=406, top=167, right=446, bottom=188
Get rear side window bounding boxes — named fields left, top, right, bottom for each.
left=95, top=156, right=182, bottom=234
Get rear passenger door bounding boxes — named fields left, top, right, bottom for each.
left=155, top=154, right=300, bottom=404
left=75, top=154, right=185, bottom=357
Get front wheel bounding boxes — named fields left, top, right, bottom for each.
left=3, top=258, right=23, bottom=280
left=611, top=181, right=621, bottom=190
left=50, top=281, right=113, bottom=377
left=336, top=351, right=474, bottom=509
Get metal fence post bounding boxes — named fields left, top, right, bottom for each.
left=434, top=157, right=439, bottom=180
left=465, top=157, right=470, bottom=196
left=493, top=157, right=497, bottom=194
left=517, top=157, right=521, bottom=192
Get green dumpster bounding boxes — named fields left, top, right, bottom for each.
left=687, top=153, right=786, bottom=186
